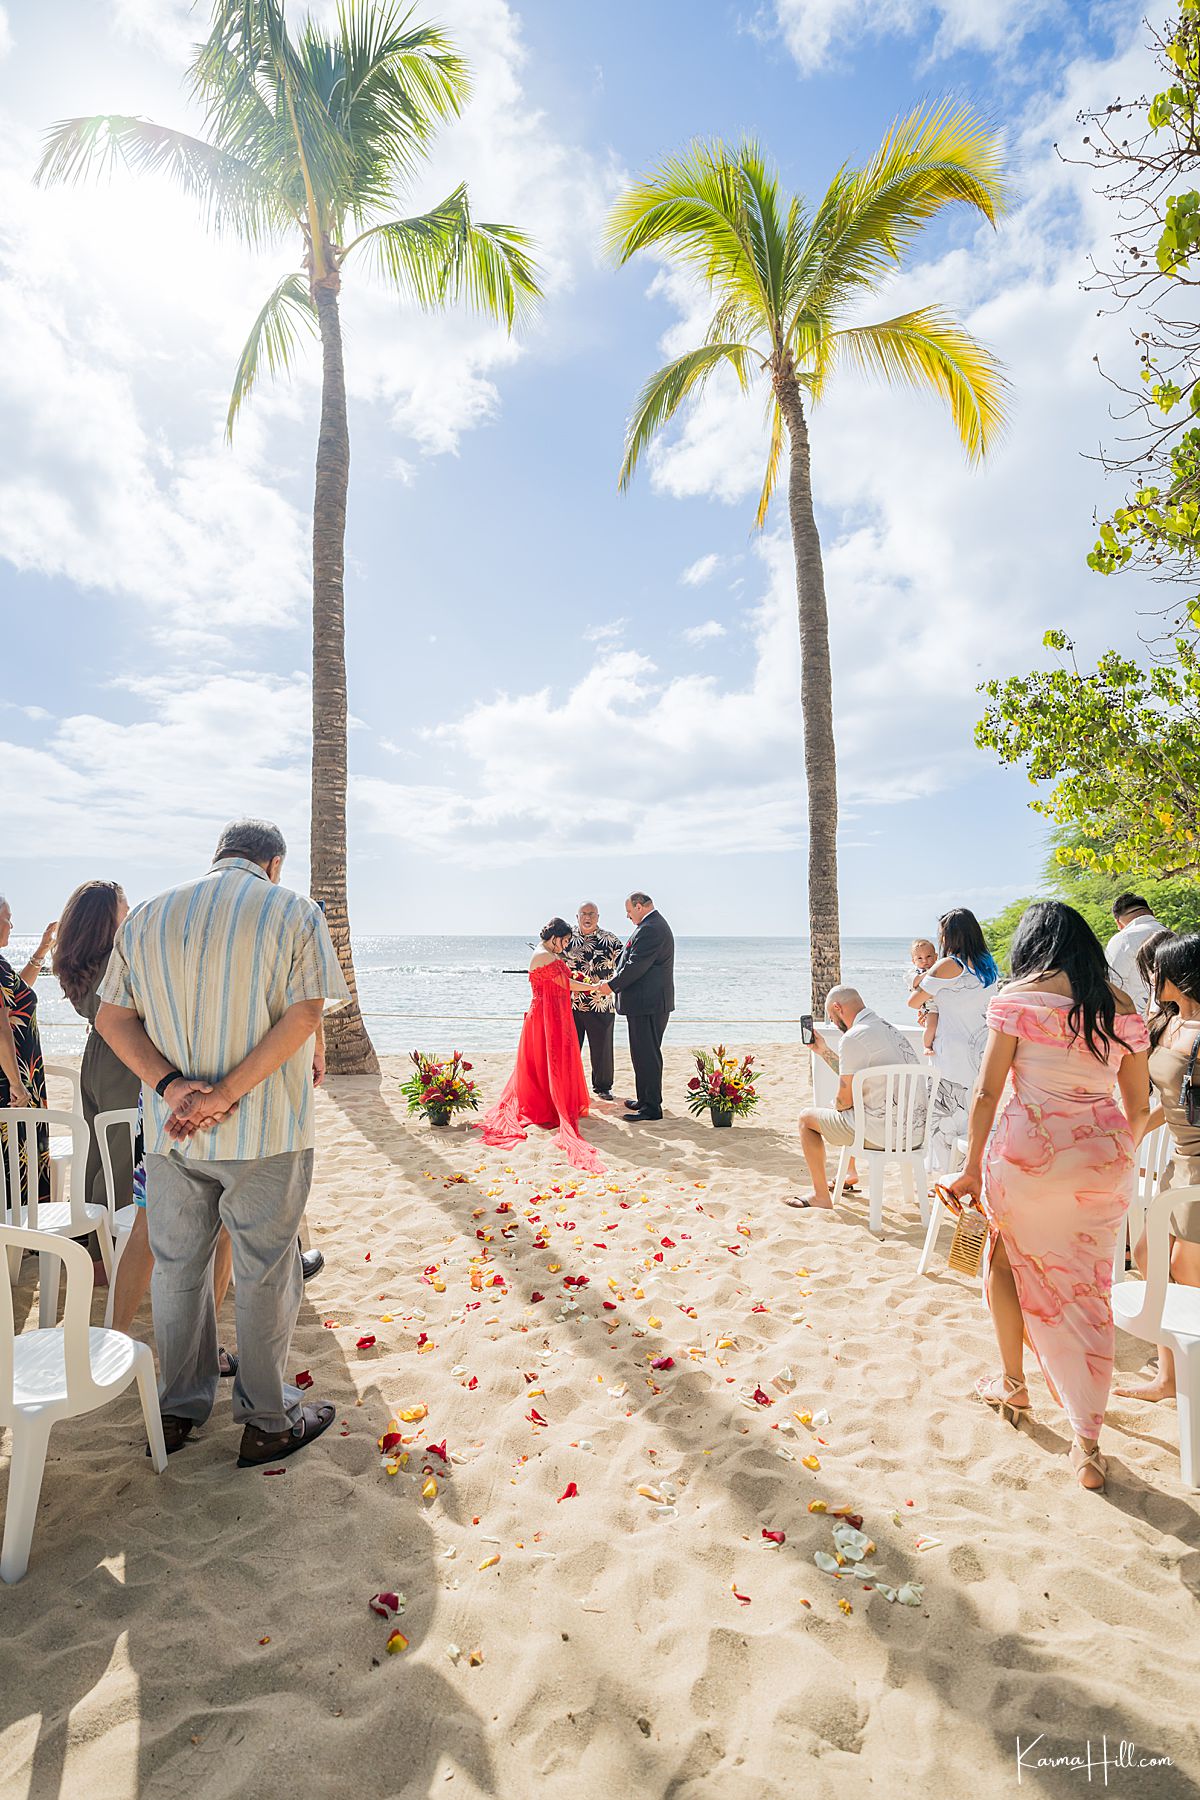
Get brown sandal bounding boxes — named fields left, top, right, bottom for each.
left=236, top=1401, right=336, bottom=1468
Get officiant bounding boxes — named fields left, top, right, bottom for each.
left=564, top=902, right=623, bottom=1100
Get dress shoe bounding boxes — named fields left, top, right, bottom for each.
left=623, top=1097, right=640, bottom=1110
left=623, top=1107, right=662, bottom=1122
left=594, top=1089, right=613, bottom=1101
left=300, top=1245, right=325, bottom=1281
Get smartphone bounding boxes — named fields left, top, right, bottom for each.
left=800, top=1014, right=814, bottom=1046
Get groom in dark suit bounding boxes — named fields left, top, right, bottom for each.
left=597, top=892, right=675, bottom=1122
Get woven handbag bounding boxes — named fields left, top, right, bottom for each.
left=948, top=1204, right=989, bottom=1277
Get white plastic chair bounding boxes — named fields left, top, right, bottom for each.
left=43, top=1061, right=84, bottom=1207
left=1, top=1110, right=113, bottom=1327
left=0, top=1225, right=166, bottom=1582
left=831, top=1064, right=935, bottom=1234
left=1112, top=1185, right=1200, bottom=1488
left=916, top=1133, right=971, bottom=1275
left=94, top=1109, right=140, bottom=1329
left=1112, top=1123, right=1175, bottom=1288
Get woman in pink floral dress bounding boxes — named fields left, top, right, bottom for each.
left=950, top=903, right=1150, bottom=1491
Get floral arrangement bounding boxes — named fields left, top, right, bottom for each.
left=686, top=1047, right=762, bottom=1119
left=401, top=1050, right=480, bottom=1124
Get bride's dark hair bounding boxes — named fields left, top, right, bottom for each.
left=540, top=917, right=572, bottom=944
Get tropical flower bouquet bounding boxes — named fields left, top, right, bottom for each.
left=402, top=1050, right=480, bottom=1127
left=686, top=1047, right=762, bottom=1128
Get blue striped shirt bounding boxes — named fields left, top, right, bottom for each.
left=100, top=858, right=350, bottom=1160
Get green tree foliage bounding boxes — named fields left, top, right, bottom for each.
left=983, top=835, right=1200, bottom=967
left=976, top=631, right=1200, bottom=876
left=977, top=5, right=1200, bottom=885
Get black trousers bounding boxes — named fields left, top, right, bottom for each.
left=626, top=1008, right=669, bottom=1111
left=574, top=1010, right=615, bottom=1094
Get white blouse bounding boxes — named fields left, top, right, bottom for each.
left=918, top=962, right=997, bottom=1089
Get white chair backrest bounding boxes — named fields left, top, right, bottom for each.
left=1138, top=1123, right=1175, bottom=1205
left=94, top=1109, right=139, bottom=1228
left=849, top=1063, right=934, bottom=1154
left=1115, top=1185, right=1200, bottom=1338
left=0, top=1110, right=90, bottom=1230
left=44, top=1060, right=84, bottom=1118
left=0, top=1225, right=97, bottom=1410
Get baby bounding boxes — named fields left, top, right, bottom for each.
left=910, top=938, right=939, bottom=1055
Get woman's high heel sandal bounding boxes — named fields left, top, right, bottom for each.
left=974, top=1373, right=1031, bottom=1424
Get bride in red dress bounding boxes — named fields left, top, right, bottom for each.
left=478, top=918, right=606, bottom=1172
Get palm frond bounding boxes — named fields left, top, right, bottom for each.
left=794, top=101, right=1007, bottom=321
left=193, top=0, right=352, bottom=224
left=343, top=184, right=540, bottom=326
left=328, top=2, right=470, bottom=221
left=830, top=306, right=1010, bottom=461
left=605, top=139, right=768, bottom=320
left=35, top=114, right=293, bottom=242
left=226, top=270, right=317, bottom=439
left=735, top=141, right=788, bottom=338
left=618, top=341, right=753, bottom=491
left=755, top=397, right=785, bottom=529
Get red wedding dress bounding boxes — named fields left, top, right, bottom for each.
left=478, top=960, right=603, bottom=1173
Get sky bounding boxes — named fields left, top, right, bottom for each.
left=0, top=0, right=1171, bottom=938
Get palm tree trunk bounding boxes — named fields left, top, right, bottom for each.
left=776, top=373, right=842, bottom=1018
left=311, top=277, right=379, bottom=1075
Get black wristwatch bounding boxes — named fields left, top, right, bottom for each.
left=155, top=1070, right=187, bottom=1097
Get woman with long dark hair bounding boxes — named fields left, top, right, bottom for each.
left=950, top=901, right=1150, bottom=1491
left=906, top=907, right=999, bottom=1169
left=1114, top=931, right=1200, bottom=1403
left=54, top=881, right=140, bottom=1211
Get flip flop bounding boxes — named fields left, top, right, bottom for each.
left=219, top=1347, right=239, bottom=1379
left=147, top=1413, right=194, bottom=1457
left=236, top=1401, right=336, bottom=1468
left=784, top=1194, right=834, bottom=1210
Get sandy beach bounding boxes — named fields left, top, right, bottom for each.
left=2, top=1044, right=1199, bottom=1800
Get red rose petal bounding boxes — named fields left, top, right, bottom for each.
left=369, top=1591, right=401, bottom=1618
left=426, top=1440, right=449, bottom=1462
left=602, top=1301, right=617, bottom=1310
left=379, top=1431, right=403, bottom=1454
left=527, top=1408, right=548, bottom=1426
left=732, top=1587, right=752, bottom=1606
left=356, top=1334, right=377, bottom=1351
left=294, top=1370, right=314, bottom=1390
left=752, top=1386, right=773, bottom=1406
left=557, top=1481, right=578, bottom=1503
left=762, top=1529, right=786, bottom=1545
left=651, top=1356, right=675, bottom=1371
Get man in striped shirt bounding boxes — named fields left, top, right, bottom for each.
left=98, top=818, right=350, bottom=1467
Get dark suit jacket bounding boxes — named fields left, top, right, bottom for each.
left=608, top=910, right=675, bottom=1017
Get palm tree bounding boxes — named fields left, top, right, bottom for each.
left=606, top=107, right=1009, bottom=1015
left=38, top=0, right=540, bottom=1072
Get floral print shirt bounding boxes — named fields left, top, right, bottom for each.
left=564, top=929, right=623, bottom=1013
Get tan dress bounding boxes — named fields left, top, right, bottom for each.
left=1148, top=1023, right=1200, bottom=1245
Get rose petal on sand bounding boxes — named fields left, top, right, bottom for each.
left=369, top=1592, right=401, bottom=1618
left=386, top=1629, right=409, bottom=1653
left=731, top=1585, right=752, bottom=1606
left=761, top=1530, right=786, bottom=1545
left=557, top=1482, right=578, bottom=1502
left=356, top=1335, right=377, bottom=1351
left=294, top=1370, right=314, bottom=1390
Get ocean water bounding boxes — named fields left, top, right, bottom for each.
left=24, top=934, right=916, bottom=1058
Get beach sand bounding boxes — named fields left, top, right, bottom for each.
left=2, top=1045, right=1199, bottom=1799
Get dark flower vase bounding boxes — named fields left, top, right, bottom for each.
left=428, top=1108, right=452, bottom=1128
left=709, top=1106, right=733, bottom=1128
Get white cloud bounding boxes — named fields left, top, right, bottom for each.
left=680, top=552, right=722, bottom=586
left=0, top=672, right=312, bottom=868
left=583, top=619, right=626, bottom=647
left=764, top=0, right=1061, bottom=74
left=683, top=620, right=727, bottom=645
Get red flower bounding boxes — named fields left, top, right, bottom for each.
left=463, top=1061, right=473, bottom=1071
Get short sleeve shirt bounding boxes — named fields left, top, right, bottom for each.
left=100, top=858, right=350, bottom=1160
left=564, top=929, right=623, bottom=1013
left=838, top=1009, right=920, bottom=1138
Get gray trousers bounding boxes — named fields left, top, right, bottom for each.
left=144, top=1148, right=313, bottom=1434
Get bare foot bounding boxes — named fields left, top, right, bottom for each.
left=1113, top=1376, right=1176, bottom=1402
